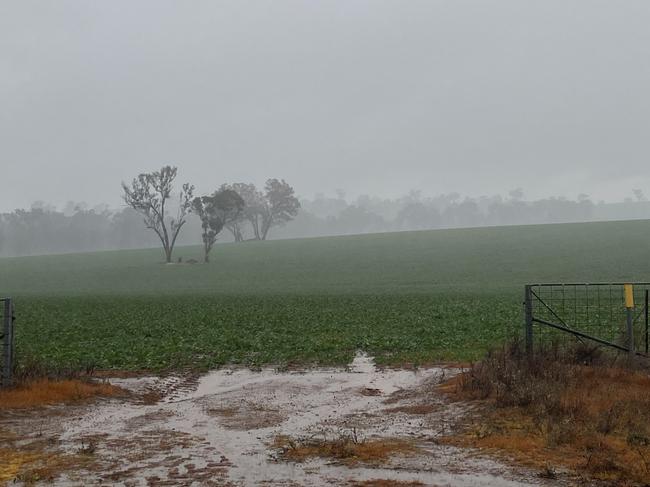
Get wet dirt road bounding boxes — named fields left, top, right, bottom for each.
left=3, top=354, right=559, bottom=486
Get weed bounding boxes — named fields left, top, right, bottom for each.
left=273, top=431, right=417, bottom=464
left=77, top=439, right=96, bottom=456
left=538, top=463, right=557, bottom=479
left=445, top=340, right=650, bottom=484
left=0, top=379, right=125, bottom=409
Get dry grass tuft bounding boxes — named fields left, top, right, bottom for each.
left=0, top=450, right=42, bottom=483
left=0, top=379, right=126, bottom=409
left=273, top=434, right=417, bottom=465
left=442, top=340, right=650, bottom=484
left=0, top=448, right=94, bottom=484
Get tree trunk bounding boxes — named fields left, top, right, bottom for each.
left=202, top=233, right=212, bottom=263
left=261, top=216, right=272, bottom=240
left=227, top=224, right=244, bottom=242
left=249, top=215, right=261, bottom=240
left=203, top=244, right=209, bottom=262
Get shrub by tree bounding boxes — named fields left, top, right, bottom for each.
left=122, top=165, right=194, bottom=263
left=192, top=189, right=245, bottom=262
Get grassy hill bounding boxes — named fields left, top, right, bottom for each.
left=3, top=219, right=650, bottom=296
left=2, top=219, right=649, bottom=370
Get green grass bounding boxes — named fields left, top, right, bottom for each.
left=3, top=220, right=650, bottom=370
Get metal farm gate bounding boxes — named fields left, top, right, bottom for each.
left=524, top=283, right=650, bottom=359
left=1, top=298, right=14, bottom=387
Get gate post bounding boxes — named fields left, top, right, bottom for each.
left=2, top=298, right=14, bottom=388
left=643, top=288, right=650, bottom=355
left=624, top=284, right=635, bottom=361
left=524, top=285, right=533, bottom=355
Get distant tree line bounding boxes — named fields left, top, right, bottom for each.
left=0, top=203, right=162, bottom=258
left=2, top=175, right=650, bottom=258
left=282, top=189, right=650, bottom=238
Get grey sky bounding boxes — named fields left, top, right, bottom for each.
left=2, top=0, right=650, bottom=212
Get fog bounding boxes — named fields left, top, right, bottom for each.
left=2, top=0, right=650, bottom=213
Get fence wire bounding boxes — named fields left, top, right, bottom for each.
left=1, top=298, right=14, bottom=387
left=527, top=283, right=650, bottom=354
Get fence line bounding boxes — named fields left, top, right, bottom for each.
left=524, top=283, right=650, bottom=358
left=1, top=298, right=14, bottom=387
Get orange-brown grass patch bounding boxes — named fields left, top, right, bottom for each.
left=0, top=448, right=94, bottom=484
left=442, top=341, right=650, bottom=484
left=0, top=449, right=42, bottom=483
left=0, top=379, right=126, bottom=409
left=273, top=434, right=418, bottom=465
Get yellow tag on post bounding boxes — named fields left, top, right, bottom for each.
left=624, top=284, right=635, bottom=308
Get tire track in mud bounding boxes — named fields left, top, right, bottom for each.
left=137, top=373, right=201, bottom=404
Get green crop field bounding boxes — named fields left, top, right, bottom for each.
left=2, top=219, right=650, bottom=371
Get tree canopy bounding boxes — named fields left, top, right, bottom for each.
left=192, top=189, right=245, bottom=262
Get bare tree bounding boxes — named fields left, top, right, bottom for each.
left=122, top=165, right=194, bottom=263
left=260, top=179, right=300, bottom=240
left=192, top=189, right=244, bottom=262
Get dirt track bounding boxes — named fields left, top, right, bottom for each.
left=2, top=354, right=559, bottom=486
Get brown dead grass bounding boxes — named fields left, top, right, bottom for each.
left=442, top=341, right=650, bottom=485
left=273, top=435, right=418, bottom=465
left=0, top=450, right=42, bottom=483
left=0, top=379, right=126, bottom=409
left=0, top=448, right=94, bottom=484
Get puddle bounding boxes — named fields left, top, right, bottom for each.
left=3, top=352, right=558, bottom=486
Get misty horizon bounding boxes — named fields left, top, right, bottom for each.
left=10, top=185, right=650, bottom=216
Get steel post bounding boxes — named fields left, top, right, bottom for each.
left=2, top=299, right=13, bottom=388
left=624, top=284, right=635, bottom=361
left=524, top=285, right=533, bottom=355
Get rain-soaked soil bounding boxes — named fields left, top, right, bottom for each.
left=2, top=353, right=565, bottom=486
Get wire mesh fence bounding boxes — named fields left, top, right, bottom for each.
left=524, top=283, right=650, bottom=356
left=1, top=298, right=14, bottom=387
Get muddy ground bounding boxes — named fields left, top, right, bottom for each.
left=2, top=354, right=566, bottom=486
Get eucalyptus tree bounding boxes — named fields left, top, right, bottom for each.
left=259, top=178, right=300, bottom=240
left=192, top=189, right=245, bottom=262
left=220, top=183, right=265, bottom=241
left=122, top=165, right=194, bottom=263
left=222, top=179, right=300, bottom=241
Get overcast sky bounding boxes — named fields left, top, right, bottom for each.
left=2, top=0, right=650, bottom=212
